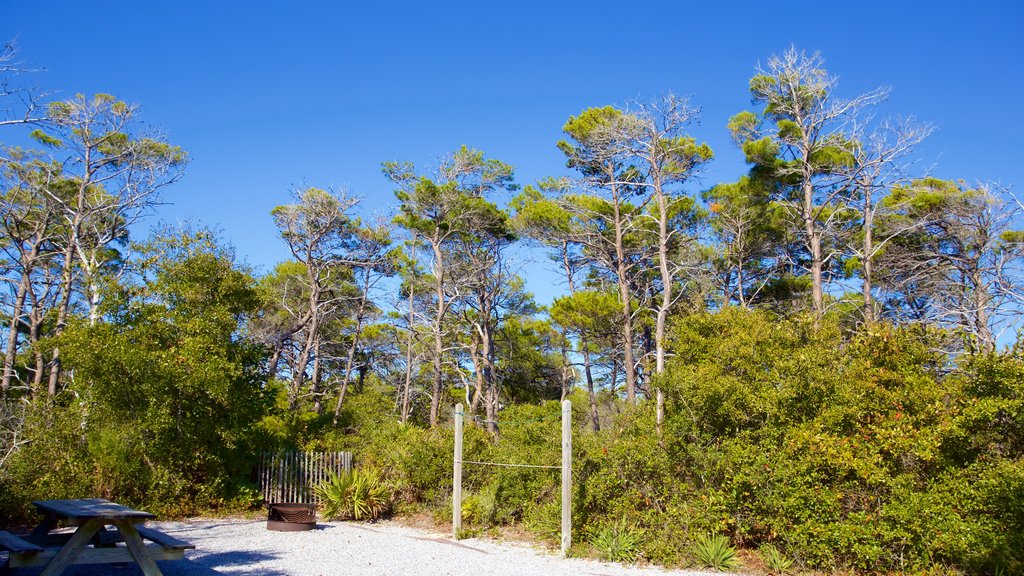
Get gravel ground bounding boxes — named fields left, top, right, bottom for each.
left=10, top=518, right=728, bottom=576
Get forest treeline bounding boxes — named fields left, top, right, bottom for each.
left=1, top=43, right=1022, bottom=574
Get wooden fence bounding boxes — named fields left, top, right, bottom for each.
left=258, top=451, right=353, bottom=504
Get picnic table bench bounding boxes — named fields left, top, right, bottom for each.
left=0, top=498, right=194, bottom=575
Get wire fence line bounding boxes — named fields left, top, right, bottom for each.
left=467, top=413, right=562, bottom=426
left=454, top=400, right=573, bottom=556
left=460, top=459, right=560, bottom=470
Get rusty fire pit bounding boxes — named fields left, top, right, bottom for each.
left=267, top=502, right=317, bottom=531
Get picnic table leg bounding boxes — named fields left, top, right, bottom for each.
left=29, top=512, right=59, bottom=540
left=38, top=517, right=105, bottom=576
left=114, top=520, right=163, bottom=576
left=91, top=525, right=117, bottom=548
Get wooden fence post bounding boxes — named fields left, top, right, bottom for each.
left=453, top=403, right=464, bottom=540
left=561, top=399, right=572, bottom=556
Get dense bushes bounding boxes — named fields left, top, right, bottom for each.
left=570, top=309, right=1023, bottom=573
left=346, top=309, right=1021, bottom=574
left=4, top=302, right=1021, bottom=575
left=0, top=236, right=270, bottom=520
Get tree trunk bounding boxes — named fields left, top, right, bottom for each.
left=310, top=335, right=323, bottom=415
left=49, top=162, right=93, bottom=396
left=27, top=288, right=45, bottom=397
left=862, top=181, right=875, bottom=323
left=429, top=240, right=446, bottom=428
left=332, top=283, right=370, bottom=424
left=582, top=343, right=599, bottom=432
left=467, top=334, right=482, bottom=412
left=481, top=321, right=497, bottom=435
left=611, top=190, right=637, bottom=403
left=400, top=281, right=416, bottom=424
left=803, top=175, right=825, bottom=317
left=48, top=234, right=79, bottom=396
left=609, top=358, right=618, bottom=398
left=267, top=341, right=285, bottom=380
left=654, top=186, right=671, bottom=375
left=2, top=272, right=29, bottom=394
left=971, top=268, right=994, bottom=353
left=290, top=311, right=318, bottom=411
left=736, top=258, right=747, bottom=308
left=86, top=275, right=101, bottom=326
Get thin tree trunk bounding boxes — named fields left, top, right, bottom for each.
left=48, top=235, right=78, bottom=395
left=654, top=186, right=671, bottom=375
left=582, top=343, right=599, bottom=432
left=267, top=341, right=285, bottom=380
left=972, top=268, right=994, bottom=353
left=290, top=311, right=318, bottom=411
left=310, top=337, right=323, bottom=415
left=468, top=335, right=484, bottom=414
left=736, top=259, right=747, bottom=308
left=481, top=322, right=497, bottom=435
left=2, top=273, right=29, bottom=394
left=332, top=278, right=371, bottom=424
left=611, top=188, right=637, bottom=403
left=609, top=358, right=618, bottom=398
left=400, top=280, right=416, bottom=424
left=429, top=240, right=446, bottom=428
left=49, top=158, right=94, bottom=395
left=653, top=189, right=671, bottom=433
left=862, top=181, right=875, bottom=323
left=27, top=286, right=45, bottom=397
left=803, top=179, right=824, bottom=316
left=802, top=152, right=825, bottom=318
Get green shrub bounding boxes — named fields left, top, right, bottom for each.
left=691, top=533, right=739, bottom=571
left=523, top=499, right=561, bottom=542
left=315, top=468, right=392, bottom=521
left=461, top=482, right=499, bottom=526
left=759, top=543, right=793, bottom=573
left=590, top=521, right=643, bottom=563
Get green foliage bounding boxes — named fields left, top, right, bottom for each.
left=309, top=386, right=456, bottom=507
left=657, top=308, right=1023, bottom=573
left=315, top=468, right=393, bottom=521
left=691, top=533, right=740, bottom=571
left=1, top=228, right=269, bottom=518
left=460, top=483, right=499, bottom=527
left=590, top=521, right=644, bottom=563
left=759, top=543, right=793, bottom=573
left=523, top=499, right=562, bottom=542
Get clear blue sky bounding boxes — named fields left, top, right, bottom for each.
left=3, top=1, right=1022, bottom=306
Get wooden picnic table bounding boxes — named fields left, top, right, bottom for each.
left=0, top=498, right=193, bottom=575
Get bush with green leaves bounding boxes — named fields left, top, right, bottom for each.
left=315, top=467, right=392, bottom=521
left=590, top=521, right=643, bottom=563
left=657, top=308, right=1024, bottom=573
left=0, top=230, right=270, bottom=519
left=691, top=533, right=739, bottom=571
left=759, top=543, right=793, bottom=573
left=461, top=482, right=499, bottom=527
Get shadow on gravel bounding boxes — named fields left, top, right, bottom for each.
left=176, top=549, right=288, bottom=575
left=5, top=550, right=286, bottom=576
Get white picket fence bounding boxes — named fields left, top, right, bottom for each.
left=258, top=451, right=353, bottom=504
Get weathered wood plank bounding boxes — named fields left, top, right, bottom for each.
left=0, top=530, right=43, bottom=553
left=32, top=499, right=154, bottom=521
left=37, top=517, right=105, bottom=576
left=135, top=526, right=194, bottom=550
left=8, top=544, right=185, bottom=568
left=115, top=520, right=163, bottom=576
